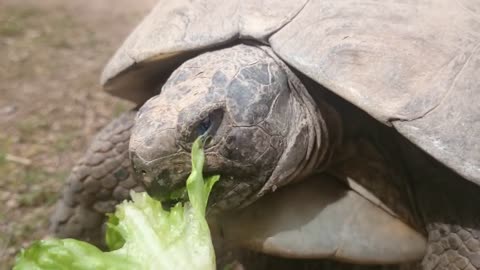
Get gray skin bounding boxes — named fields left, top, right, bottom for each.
left=51, top=44, right=480, bottom=269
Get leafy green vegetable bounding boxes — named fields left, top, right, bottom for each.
left=14, top=137, right=219, bottom=270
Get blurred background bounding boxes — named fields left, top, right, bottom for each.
left=0, top=0, right=157, bottom=268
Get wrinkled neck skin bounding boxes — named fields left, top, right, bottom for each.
left=253, top=47, right=342, bottom=200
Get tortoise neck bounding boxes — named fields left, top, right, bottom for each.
left=256, top=46, right=343, bottom=196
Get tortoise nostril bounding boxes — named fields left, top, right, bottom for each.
left=139, top=169, right=154, bottom=187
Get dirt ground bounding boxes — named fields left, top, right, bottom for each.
left=0, top=0, right=156, bottom=268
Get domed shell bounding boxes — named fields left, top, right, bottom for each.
left=102, top=0, right=480, bottom=187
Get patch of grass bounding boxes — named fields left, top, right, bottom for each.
left=23, top=167, right=50, bottom=184
left=18, top=189, right=58, bottom=207
left=0, top=20, right=24, bottom=37
left=35, top=7, right=96, bottom=50
left=10, top=224, right=33, bottom=247
left=0, top=5, right=101, bottom=70
left=21, top=167, right=66, bottom=185
left=50, top=38, right=73, bottom=49
left=0, top=138, right=11, bottom=168
left=54, top=132, right=77, bottom=152
left=53, top=170, right=69, bottom=183
left=0, top=7, right=39, bottom=37
left=16, top=121, right=36, bottom=139
left=17, top=116, right=50, bottom=140
left=19, top=168, right=68, bottom=194
left=112, top=101, right=131, bottom=117
left=0, top=152, right=6, bottom=167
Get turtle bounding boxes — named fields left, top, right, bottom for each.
left=50, top=0, right=480, bottom=269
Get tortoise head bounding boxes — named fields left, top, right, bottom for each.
left=129, top=44, right=340, bottom=211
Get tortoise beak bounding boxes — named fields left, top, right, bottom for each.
left=213, top=174, right=426, bottom=265
left=129, top=99, right=192, bottom=195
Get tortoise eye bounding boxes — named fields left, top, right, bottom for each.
left=191, top=109, right=223, bottom=144
left=197, top=116, right=212, bottom=135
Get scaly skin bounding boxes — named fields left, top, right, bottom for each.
left=50, top=111, right=144, bottom=246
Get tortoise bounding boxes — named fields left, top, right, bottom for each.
left=50, top=0, right=480, bottom=269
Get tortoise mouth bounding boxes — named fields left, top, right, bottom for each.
left=141, top=162, right=269, bottom=213
left=211, top=174, right=427, bottom=265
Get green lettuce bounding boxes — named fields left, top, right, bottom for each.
left=14, top=137, right=219, bottom=270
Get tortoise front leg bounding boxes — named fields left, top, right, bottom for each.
left=423, top=223, right=480, bottom=270
left=395, top=137, right=480, bottom=270
left=417, top=178, right=480, bottom=270
left=50, top=111, right=144, bottom=246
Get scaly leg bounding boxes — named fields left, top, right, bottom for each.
left=50, top=111, right=144, bottom=246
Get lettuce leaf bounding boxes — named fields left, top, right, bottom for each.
left=14, top=137, right=219, bottom=270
